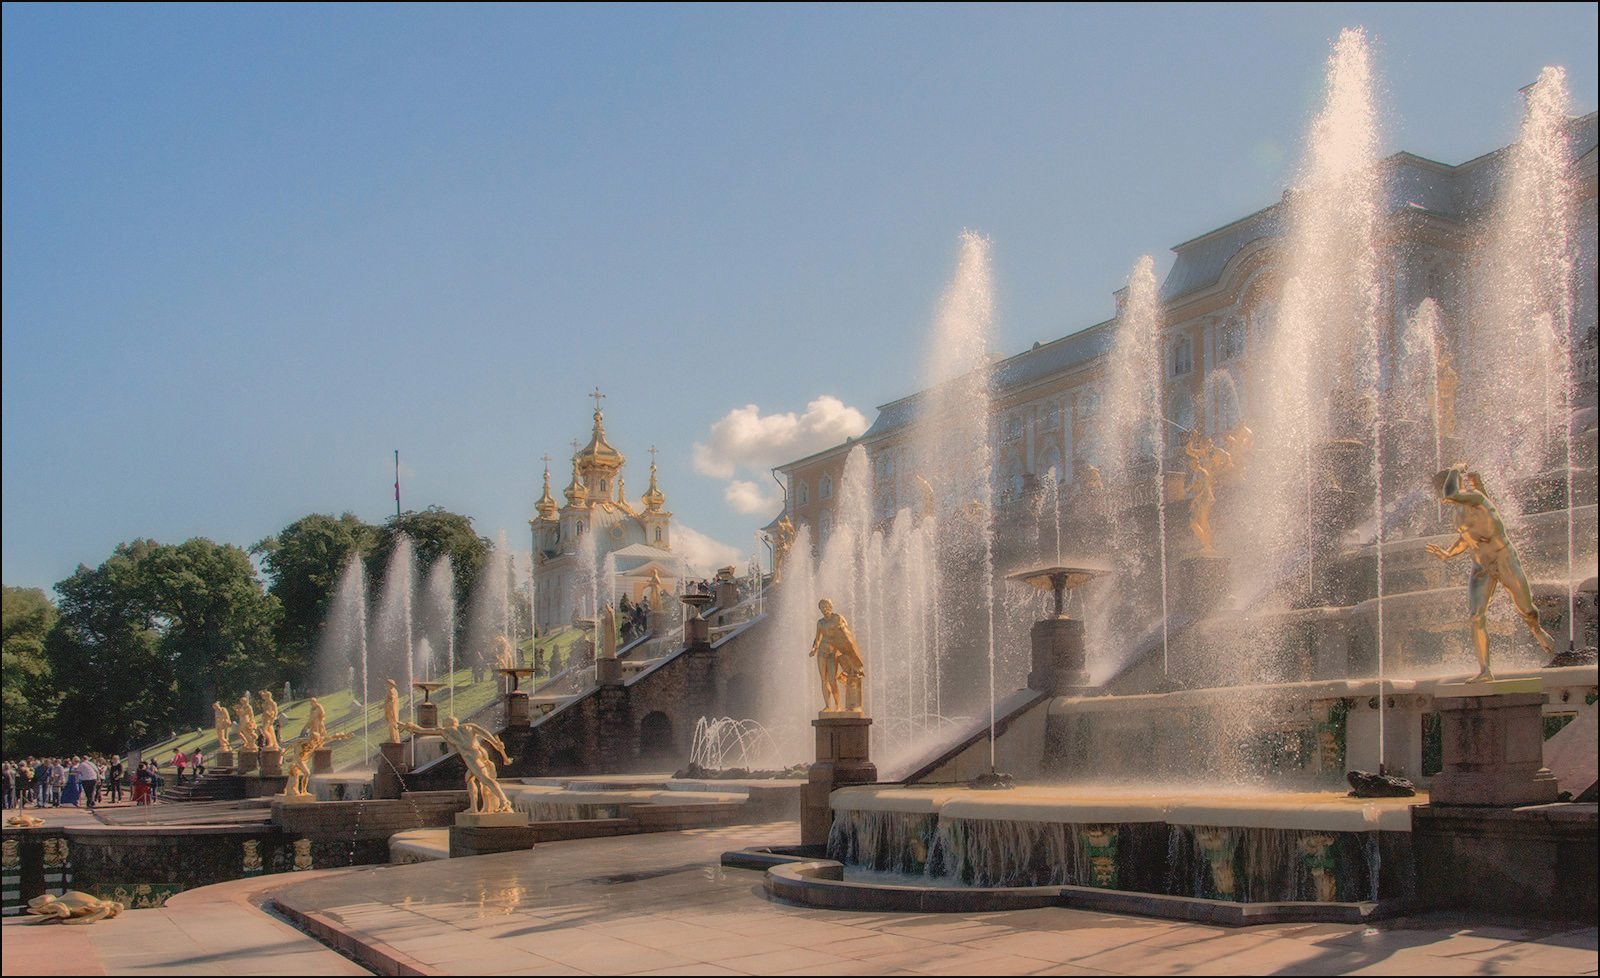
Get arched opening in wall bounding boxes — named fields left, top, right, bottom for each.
left=723, top=672, right=757, bottom=721
left=639, top=711, right=675, bottom=767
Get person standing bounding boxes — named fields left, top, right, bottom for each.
left=76, top=757, right=99, bottom=811
left=174, top=750, right=187, bottom=784
left=107, top=756, right=124, bottom=804
left=50, top=759, right=66, bottom=806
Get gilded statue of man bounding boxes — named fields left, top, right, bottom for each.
left=1427, top=464, right=1555, bottom=681
left=302, top=697, right=326, bottom=742
left=257, top=690, right=280, bottom=751
left=383, top=679, right=402, bottom=744
left=212, top=701, right=233, bottom=753
left=765, top=516, right=797, bottom=584
left=1184, top=436, right=1221, bottom=552
left=810, top=598, right=865, bottom=713
left=235, top=695, right=258, bottom=751
left=402, top=717, right=514, bottom=814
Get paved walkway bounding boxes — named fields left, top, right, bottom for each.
left=5, top=820, right=1596, bottom=975
left=1, top=871, right=368, bottom=976
left=270, top=822, right=1597, bottom=976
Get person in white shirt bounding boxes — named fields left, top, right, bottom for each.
left=76, top=758, right=100, bottom=811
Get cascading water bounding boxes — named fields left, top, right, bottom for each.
left=374, top=535, right=418, bottom=742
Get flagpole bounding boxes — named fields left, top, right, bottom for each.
left=394, top=450, right=401, bottom=518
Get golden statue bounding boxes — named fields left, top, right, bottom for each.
left=765, top=515, right=796, bottom=584
left=913, top=474, right=937, bottom=519
left=212, top=701, right=233, bottom=753
left=301, top=697, right=326, bottom=742
left=234, top=695, right=258, bottom=751
left=1183, top=436, right=1223, bottom=552
left=1079, top=463, right=1104, bottom=493
left=383, top=679, right=402, bottom=744
left=1220, top=424, right=1254, bottom=481
left=599, top=602, right=618, bottom=658
left=810, top=598, right=866, bottom=714
left=281, top=729, right=351, bottom=799
left=1435, top=353, right=1459, bottom=439
left=257, top=690, right=280, bottom=751
left=402, top=717, right=514, bottom=814
left=646, top=568, right=667, bottom=613
left=494, top=635, right=516, bottom=671
left=1427, top=464, right=1555, bottom=681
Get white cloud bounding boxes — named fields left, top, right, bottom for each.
left=693, top=396, right=869, bottom=480
left=724, top=479, right=783, bottom=515
left=674, top=523, right=745, bottom=578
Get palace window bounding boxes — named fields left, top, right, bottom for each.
left=655, top=527, right=662, bottom=543
left=820, top=473, right=833, bottom=500
left=1219, top=319, right=1245, bottom=362
left=818, top=509, right=833, bottom=546
left=1041, top=400, right=1061, bottom=430
left=1037, top=446, right=1064, bottom=483
left=1003, top=414, right=1024, bottom=442
left=1171, top=336, right=1194, bottom=376
left=796, top=480, right=810, bottom=506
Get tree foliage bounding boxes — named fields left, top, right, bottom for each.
left=2, top=586, right=59, bottom=755
left=366, top=506, right=491, bottom=614
left=46, top=538, right=281, bottom=753
left=253, top=512, right=375, bottom=679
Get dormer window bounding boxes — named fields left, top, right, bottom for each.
left=820, top=473, right=833, bottom=501
left=1219, top=319, right=1245, bottom=362
left=797, top=481, right=810, bottom=507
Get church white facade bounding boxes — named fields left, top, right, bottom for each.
left=531, top=397, right=681, bottom=633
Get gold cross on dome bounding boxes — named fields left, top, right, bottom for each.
left=590, top=387, right=606, bottom=413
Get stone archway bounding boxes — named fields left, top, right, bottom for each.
left=638, top=711, right=676, bottom=769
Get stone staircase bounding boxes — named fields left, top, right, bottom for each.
left=154, top=770, right=245, bottom=803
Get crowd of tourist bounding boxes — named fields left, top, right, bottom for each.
left=2, top=750, right=207, bottom=812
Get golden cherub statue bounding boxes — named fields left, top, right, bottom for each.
left=494, top=635, right=516, bottom=671
left=810, top=598, right=866, bottom=714
left=301, top=697, right=326, bottom=742
left=1427, top=464, right=1556, bottom=681
left=401, top=717, right=514, bottom=814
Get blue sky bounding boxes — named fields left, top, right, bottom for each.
left=4, top=3, right=1597, bottom=590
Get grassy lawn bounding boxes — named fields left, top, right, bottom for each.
left=136, top=626, right=598, bottom=772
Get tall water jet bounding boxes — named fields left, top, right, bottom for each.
left=321, top=553, right=370, bottom=762
left=1099, top=255, right=1169, bottom=673
left=1472, top=66, right=1578, bottom=646
left=916, top=231, right=1000, bottom=768
left=1276, top=27, right=1388, bottom=759
left=466, top=535, right=511, bottom=677
left=425, top=556, right=455, bottom=712
left=374, top=535, right=418, bottom=738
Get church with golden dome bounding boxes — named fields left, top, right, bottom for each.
left=530, top=391, right=681, bottom=633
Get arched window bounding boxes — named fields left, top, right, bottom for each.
left=654, top=527, right=662, bottom=543
left=1041, top=400, right=1061, bottom=430
left=797, top=481, right=810, bottom=507
left=1215, top=378, right=1241, bottom=432
left=1219, top=319, right=1245, bottom=362
left=576, top=521, right=585, bottom=536
left=1170, top=336, right=1193, bottom=376
left=820, top=473, right=833, bottom=501
left=1037, top=446, right=1064, bottom=483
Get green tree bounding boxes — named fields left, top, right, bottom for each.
left=367, top=507, right=491, bottom=615
left=50, top=540, right=173, bottom=753
left=49, top=538, right=282, bottom=753
left=2, top=586, right=59, bottom=755
left=253, top=513, right=375, bottom=679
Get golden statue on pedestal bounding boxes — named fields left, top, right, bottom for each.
left=383, top=679, right=402, bottom=744
left=402, top=717, right=514, bottom=814
left=234, top=695, right=258, bottom=751
left=1427, top=464, right=1556, bottom=681
left=257, top=690, right=280, bottom=751
left=212, top=701, right=233, bottom=752
left=765, top=515, right=796, bottom=584
left=1183, top=424, right=1252, bottom=553
left=810, top=598, right=865, bottom=714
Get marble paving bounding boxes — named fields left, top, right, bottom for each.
left=265, top=821, right=1598, bottom=976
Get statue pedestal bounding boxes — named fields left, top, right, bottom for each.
left=375, top=741, right=408, bottom=800
left=684, top=617, right=711, bottom=648
left=237, top=750, right=258, bottom=775
left=216, top=751, right=236, bottom=771
left=257, top=749, right=283, bottom=777
left=802, top=715, right=877, bottom=847
left=271, top=792, right=317, bottom=806
left=1179, top=552, right=1230, bottom=616
left=1027, top=617, right=1090, bottom=694
left=311, top=748, right=333, bottom=774
left=595, top=657, right=624, bottom=686
left=416, top=701, right=439, bottom=728
left=1430, top=682, right=1559, bottom=807
left=713, top=579, right=739, bottom=609
left=449, top=810, right=534, bottom=857
left=505, top=691, right=531, bottom=727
